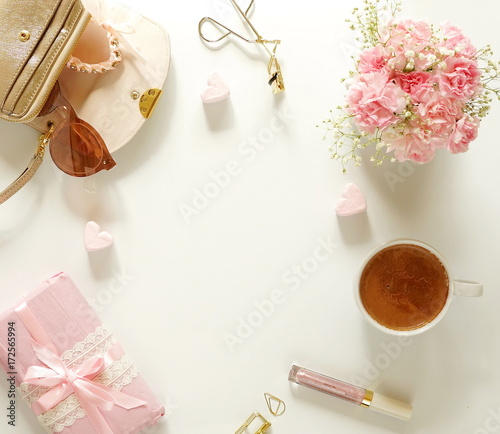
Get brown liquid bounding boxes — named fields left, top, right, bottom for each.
left=359, top=244, right=449, bottom=331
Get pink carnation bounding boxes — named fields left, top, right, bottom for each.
left=384, top=125, right=437, bottom=163
left=437, top=57, right=482, bottom=100
left=417, top=93, right=462, bottom=140
left=382, top=18, right=434, bottom=72
left=385, top=18, right=432, bottom=52
left=346, top=71, right=407, bottom=133
left=394, top=71, right=432, bottom=97
left=440, top=22, right=477, bottom=59
left=358, top=45, right=390, bottom=73
left=447, top=115, right=480, bottom=153
left=411, top=81, right=437, bottom=104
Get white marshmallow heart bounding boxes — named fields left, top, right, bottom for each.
left=84, top=221, right=113, bottom=251
left=200, top=73, right=230, bottom=103
left=335, top=183, right=367, bottom=216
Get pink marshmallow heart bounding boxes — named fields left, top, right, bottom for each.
left=200, top=73, right=230, bottom=103
left=335, top=183, right=367, bottom=216
left=84, top=221, right=113, bottom=252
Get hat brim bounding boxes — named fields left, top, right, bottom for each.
left=56, top=0, right=171, bottom=153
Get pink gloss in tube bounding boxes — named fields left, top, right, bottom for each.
left=288, top=365, right=412, bottom=421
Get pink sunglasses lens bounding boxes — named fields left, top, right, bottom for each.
left=49, top=120, right=116, bottom=177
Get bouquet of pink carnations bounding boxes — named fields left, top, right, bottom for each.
left=323, top=0, right=500, bottom=172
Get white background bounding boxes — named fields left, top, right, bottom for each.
left=0, top=0, right=499, bottom=433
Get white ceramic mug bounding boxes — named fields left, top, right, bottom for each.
left=354, top=239, right=483, bottom=336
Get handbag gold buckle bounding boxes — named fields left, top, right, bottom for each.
left=235, top=412, right=271, bottom=434
left=139, top=88, right=162, bottom=118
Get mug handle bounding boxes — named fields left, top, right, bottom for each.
left=454, top=280, right=483, bottom=297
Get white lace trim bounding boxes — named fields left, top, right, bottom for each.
left=61, top=326, right=115, bottom=369
left=38, top=394, right=86, bottom=434
left=94, top=354, right=138, bottom=390
left=19, top=383, right=50, bottom=406
left=20, top=327, right=139, bottom=433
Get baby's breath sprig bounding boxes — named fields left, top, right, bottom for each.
left=346, top=0, right=402, bottom=49
left=462, top=45, right=500, bottom=119
left=319, top=107, right=386, bottom=173
left=476, top=45, right=500, bottom=102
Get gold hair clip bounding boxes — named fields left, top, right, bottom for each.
left=235, top=412, right=271, bottom=434
left=198, top=0, right=284, bottom=94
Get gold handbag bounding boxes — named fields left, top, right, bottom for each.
left=0, top=0, right=90, bottom=204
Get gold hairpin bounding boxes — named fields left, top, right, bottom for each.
left=235, top=412, right=271, bottom=434
left=198, top=0, right=285, bottom=94
left=264, top=393, right=286, bottom=416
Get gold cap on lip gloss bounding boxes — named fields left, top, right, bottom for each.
left=361, top=389, right=374, bottom=407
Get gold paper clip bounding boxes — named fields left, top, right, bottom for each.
left=235, top=412, right=271, bottom=434
left=264, top=392, right=286, bottom=416
left=198, top=0, right=285, bottom=94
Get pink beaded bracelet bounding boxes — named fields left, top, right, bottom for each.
left=66, top=20, right=122, bottom=74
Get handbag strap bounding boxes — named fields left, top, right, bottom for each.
left=0, top=125, right=54, bottom=205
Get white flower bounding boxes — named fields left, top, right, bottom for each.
left=438, top=47, right=454, bottom=56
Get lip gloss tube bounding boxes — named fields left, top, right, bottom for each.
left=288, top=365, right=412, bottom=421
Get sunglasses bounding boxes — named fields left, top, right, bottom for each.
left=38, top=81, right=116, bottom=177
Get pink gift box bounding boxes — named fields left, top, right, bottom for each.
left=0, top=272, right=164, bottom=434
